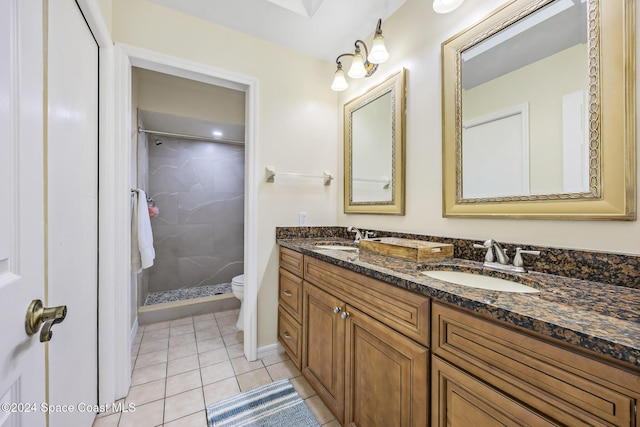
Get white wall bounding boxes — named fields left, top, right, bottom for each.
left=336, top=0, right=640, bottom=256
left=111, top=0, right=338, bottom=347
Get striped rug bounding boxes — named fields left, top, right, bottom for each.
left=206, top=379, right=321, bottom=427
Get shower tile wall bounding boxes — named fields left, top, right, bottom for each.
left=148, top=137, right=244, bottom=294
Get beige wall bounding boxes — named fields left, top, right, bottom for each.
left=463, top=45, right=588, bottom=195
left=111, top=0, right=338, bottom=348
left=96, top=0, right=112, bottom=33
left=134, top=68, right=245, bottom=125
left=108, top=0, right=639, bottom=350
left=336, top=0, right=640, bottom=256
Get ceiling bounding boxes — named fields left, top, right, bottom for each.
left=462, top=0, right=587, bottom=89
left=148, top=0, right=407, bottom=62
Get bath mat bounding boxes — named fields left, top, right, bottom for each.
left=206, top=379, right=320, bottom=427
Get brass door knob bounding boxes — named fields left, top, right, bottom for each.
left=25, top=299, right=67, bottom=342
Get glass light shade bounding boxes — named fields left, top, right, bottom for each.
left=348, top=52, right=367, bottom=79
left=433, top=0, right=464, bottom=14
left=331, top=68, right=348, bottom=91
left=368, top=34, right=389, bottom=64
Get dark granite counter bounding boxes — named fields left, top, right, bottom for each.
left=278, top=237, right=640, bottom=370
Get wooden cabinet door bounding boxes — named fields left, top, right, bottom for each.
left=432, top=356, right=556, bottom=427
left=433, top=302, right=639, bottom=426
left=345, top=305, right=429, bottom=427
left=302, top=281, right=345, bottom=423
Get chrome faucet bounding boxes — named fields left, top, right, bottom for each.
left=347, top=226, right=364, bottom=244
left=491, top=240, right=509, bottom=265
left=473, top=239, right=540, bottom=273
left=513, top=247, right=541, bottom=270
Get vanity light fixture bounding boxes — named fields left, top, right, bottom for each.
left=433, top=0, right=464, bottom=14
left=331, top=19, right=389, bottom=91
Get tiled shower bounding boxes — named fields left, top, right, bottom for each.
left=142, top=136, right=244, bottom=307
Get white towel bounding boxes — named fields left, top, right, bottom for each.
left=131, top=189, right=155, bottom=272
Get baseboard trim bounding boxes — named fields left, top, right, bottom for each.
left=256, top=343, right=284, bottom=360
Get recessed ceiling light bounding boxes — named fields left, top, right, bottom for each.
left=433, top=0, right=464, bottom=14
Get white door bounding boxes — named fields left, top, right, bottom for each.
left=0, top=1, right=99, bottom=426
left=0, top=0, right=47, bottom=425
left=462, top=106, right=530, bottom=199
left=47, top=1, right=99, bottom=426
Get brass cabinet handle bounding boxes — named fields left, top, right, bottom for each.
left=282, top=290, right=293, bottom=297
left=282, top=330, right=292, bottom=339
left=25, top=299, right=67, bottom=342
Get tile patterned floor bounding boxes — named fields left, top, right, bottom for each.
left=144, top=284, right=232, bottom=306
left=92, top=309, right=339, bottom=427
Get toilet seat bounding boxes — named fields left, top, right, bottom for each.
left=232, top=274, right=244, bottom=286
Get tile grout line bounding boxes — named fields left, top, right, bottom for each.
left=96, top=309, right=336, bottom=427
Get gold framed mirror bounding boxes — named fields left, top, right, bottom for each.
left=344, top=69, right=406, bottom=214
left=442, top=0, right=636, bottom=220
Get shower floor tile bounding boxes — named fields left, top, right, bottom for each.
left=145, top=283, right=232, bottom=306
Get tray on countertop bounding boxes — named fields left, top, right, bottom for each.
left=359, top=237, right=453, bottom=261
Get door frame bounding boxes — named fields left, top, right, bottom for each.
left=61, top=0, right=122, bottom=407
left=101, top=42, right=259, bottom=402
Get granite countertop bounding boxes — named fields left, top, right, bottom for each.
left=278, top=237, right=640, bottom=370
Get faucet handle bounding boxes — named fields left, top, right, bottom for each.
left=473, top=241, right=494, bottom=263
left=513, top=248, right=541, bottom=268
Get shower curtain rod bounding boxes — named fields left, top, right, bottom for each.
left=138, top=127, right=245, bottom=146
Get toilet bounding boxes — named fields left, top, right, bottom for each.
left=231, top=274, right=245, bottom=330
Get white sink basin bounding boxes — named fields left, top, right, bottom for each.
left=422, top=270, right=539, bottom=293
left=315, top=245, right=358, bottom=251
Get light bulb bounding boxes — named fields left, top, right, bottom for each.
left=368, top=34, right=389, bottom=64
left=433, top=0, right=464, bottom=14
left=331, top=67, right=348, bottom=91
left=348, top=51, right=367, bottom=79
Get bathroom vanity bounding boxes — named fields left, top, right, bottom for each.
left=277, top=231, right=640, bottom=427
left=431, top=302, right=638, bottom=426
left=279, top=246, right=429, bottom=426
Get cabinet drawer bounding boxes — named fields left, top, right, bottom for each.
left=278, top=306, right=302, bottom=370
left=279, top=268, right=303, bottom=323
left=279, top=246, right=304, bottom=277
left=304, top=256, right=430, bottom=347
left=432, top=356, right=556, bottom=427
left=432, top=302, right=639, bottom=426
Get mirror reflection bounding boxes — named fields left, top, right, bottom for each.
left=344, top=69, right=405, bottom=214
left=351, top=91, right=393, bottom=203
left=441, top=0, right=635, bottom=219
left=461, top=0, right=592, bottom=200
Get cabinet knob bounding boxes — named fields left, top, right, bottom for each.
left=333, top=307, right=342, bottom=314
left=282, top=330, right=292, bottom=339
left=341, top=311, right=350, bottom=320
left=282, top=290, right=293, bottom=297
